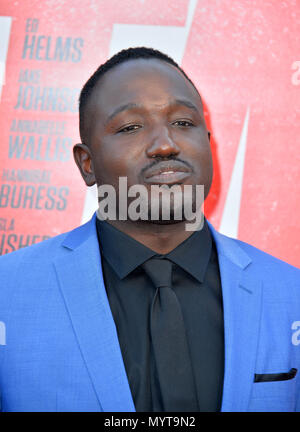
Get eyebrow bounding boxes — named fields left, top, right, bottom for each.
left=105, top=99, right=200, bottom=125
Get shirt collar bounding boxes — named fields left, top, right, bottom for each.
left=96, top=217, right=212, bottom=283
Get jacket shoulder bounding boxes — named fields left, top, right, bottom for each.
left=212, top=229, right=300, bottom=302
left=235, top=237, right=299, bottom=276
left=0, top=216, right=96, bottom=269
left=0, top=214, right=97, bottom=282
left=229, top=237, right=300, bottom=303
left=0, top=230, right=69, bottom=269
left=208, top=221, right=300, bottom=294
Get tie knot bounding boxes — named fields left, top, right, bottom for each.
left=142, top=257, right=173, bottom=289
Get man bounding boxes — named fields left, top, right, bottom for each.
left=0, top=47, right=299, bottom=412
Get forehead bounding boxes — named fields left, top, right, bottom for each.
left=87, top=58, right=203, bottom=118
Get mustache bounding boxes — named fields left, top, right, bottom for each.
left=140, top=156, right=194, bottom=176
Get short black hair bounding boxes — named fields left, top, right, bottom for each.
left=79, top=46, right=200, bottom=144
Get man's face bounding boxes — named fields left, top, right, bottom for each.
left=76, top=58, right=213, bottom=222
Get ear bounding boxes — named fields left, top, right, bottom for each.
left=73, top=143, right=96, bottom=186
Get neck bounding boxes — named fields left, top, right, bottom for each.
left=105, top=219, right=198, bottom=254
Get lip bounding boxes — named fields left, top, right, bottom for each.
left=143, top=161, right=192, bottom=185
left=143, top=171, right=191, bottom=185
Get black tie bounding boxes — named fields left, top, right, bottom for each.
left=142, top=257, right=199, bottom=412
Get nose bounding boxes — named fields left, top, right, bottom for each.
left=146, top=126, right=180, bottom=158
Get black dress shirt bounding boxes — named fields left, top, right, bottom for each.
left=96, top=217, right=224, bottom=412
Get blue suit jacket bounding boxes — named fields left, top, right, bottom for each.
left=0, top=213, right=299, bottom=412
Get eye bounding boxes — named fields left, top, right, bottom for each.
left=172, top=120, right=194, bottom=127
left=117, top=124, right=142, bottom=133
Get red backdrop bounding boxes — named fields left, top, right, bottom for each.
left=0, top=0, right=299, bottom=267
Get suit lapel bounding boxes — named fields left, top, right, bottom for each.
left=53, top=214, right=262, bottom=412
left=208, top=222, right=263, bottom=412
left=53, top=214, right=135, bottom=412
